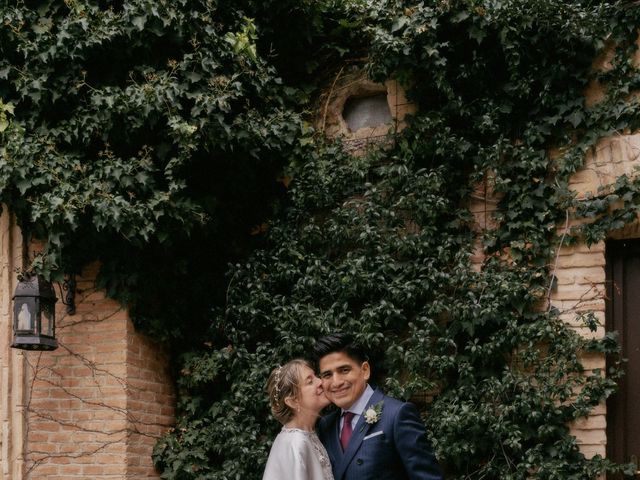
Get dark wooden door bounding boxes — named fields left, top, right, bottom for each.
left=606, top=240, right=640, bottom=478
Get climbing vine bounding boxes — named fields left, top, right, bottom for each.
left=0, top=0, right=363, bottom=342
left=2, top=0, right=640, bottom=479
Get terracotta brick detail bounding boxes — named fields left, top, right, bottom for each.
left=316, top=68, right=415, bottom=155
left=467, top=132, right=640, bottom=460
left=555, top=133, right=640, bottom=459
left=22, top=262, right=175, bottom=479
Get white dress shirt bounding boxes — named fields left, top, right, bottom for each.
left=339, top=384, right=375, bottom=434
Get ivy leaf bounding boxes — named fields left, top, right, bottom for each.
left=391, top=16, right=409, bottom=33
left=32, top=17, right=53, bottom=34
left=469, top=25, right=486, bottom=43
left=135, top=171, right=150, bottom=185
left=132, top=15, right=147, bottom=30
left=567, top=110, right=584, bottom=128
left=17, top=179, right=31, bottom=195
left=451, top=11, right=470, bottom=23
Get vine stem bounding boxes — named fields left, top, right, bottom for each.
left=321, top=66, right=345, bottom=133
left=548, top=208, right=570, bottom=310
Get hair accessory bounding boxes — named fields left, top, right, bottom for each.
left=273, top=365, right=283, bottom=404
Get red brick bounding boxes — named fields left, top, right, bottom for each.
left=24, top=264, right=175, bottom=479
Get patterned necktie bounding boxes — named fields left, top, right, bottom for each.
left=340, top=411, right=355, bottom=451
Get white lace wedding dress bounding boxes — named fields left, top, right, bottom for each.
left=262, top=427, right=334, bottom=480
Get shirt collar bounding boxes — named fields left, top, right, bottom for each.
left=343, top=384, right=374, bottom=416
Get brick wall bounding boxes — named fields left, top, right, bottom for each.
left=552, top=240, right=607, bottom=458
left=125, top=327, right=175, bottom=477
left=468, top=132, right=640, bottom=460
left=316, top=68, right=416, bottom=154
left=23, top=262, right=175, bottom=479
left=554, top=132, right=640, bottom=458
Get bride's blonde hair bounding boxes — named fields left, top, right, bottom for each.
left=266, top=359, right=312, bottom=424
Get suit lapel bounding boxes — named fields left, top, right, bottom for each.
left=334, top=389, right=385, bottom=480
left=324, top=410, right=343, bottom=464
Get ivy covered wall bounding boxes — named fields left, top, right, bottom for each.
left=2, top=1, right=640, bottom=479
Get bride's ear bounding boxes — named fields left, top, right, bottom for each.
left=284, top=396, right=297, bottom=411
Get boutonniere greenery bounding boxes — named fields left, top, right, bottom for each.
left=362, top=401, right=383, bottom=429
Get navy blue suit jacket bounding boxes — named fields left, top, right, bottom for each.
left=317, top=389, right=443, bottom=480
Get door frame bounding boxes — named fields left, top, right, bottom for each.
left=605, top=239, right=639, bottom=476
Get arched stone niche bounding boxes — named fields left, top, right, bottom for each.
left=316, top=68, right=416, bottom=153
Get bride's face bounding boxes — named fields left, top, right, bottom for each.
left=294, top=365, right=331, bottom=415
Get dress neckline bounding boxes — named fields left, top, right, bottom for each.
left=281, top=427, right=316, bottom=435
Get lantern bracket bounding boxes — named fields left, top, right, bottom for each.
left=56, top=274, right=76, bottom=316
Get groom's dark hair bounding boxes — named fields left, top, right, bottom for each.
left=313, top=333, right=369, bottom=365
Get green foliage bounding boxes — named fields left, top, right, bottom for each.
left=0, top=98, right=13, bottom=132
left=574, top=171, right=640, bottom=245
left=2, top=0, right=640, bottom=479
left=151, top=148, right=625, bottom=479
left=0, top=0, right=359, bottom=340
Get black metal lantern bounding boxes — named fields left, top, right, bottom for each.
left=12, top=275, right=58, bottom=351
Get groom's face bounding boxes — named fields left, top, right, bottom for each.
left=318, top=351, right=370, bottom=410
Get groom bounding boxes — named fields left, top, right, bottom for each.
left=314, top=333, right=443, bottom=480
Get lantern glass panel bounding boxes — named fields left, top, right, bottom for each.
left=42, top=302, right=54, bottom=336
left=15, top=299, right=35, bottom=332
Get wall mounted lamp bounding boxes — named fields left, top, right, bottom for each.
left=11, top=274, right=77, bottom=351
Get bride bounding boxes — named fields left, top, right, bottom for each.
left=263, top=359, right=334, bottom=480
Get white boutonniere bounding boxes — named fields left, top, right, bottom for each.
left=363, top=401, right=384, bottom=426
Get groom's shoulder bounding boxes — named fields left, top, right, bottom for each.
left=375, top=391, right=421, bottom=418
left=378, top=391, right=401, bottom=402
left=377, top=391, right=407, bottom=409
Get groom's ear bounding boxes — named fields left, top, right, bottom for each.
left=362, top=361, right=371, bottom=381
